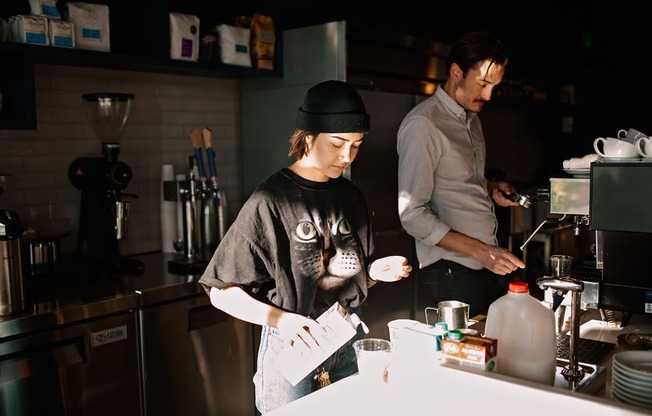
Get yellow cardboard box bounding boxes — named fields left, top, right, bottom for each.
left=441, top=334, right=498, bottom=372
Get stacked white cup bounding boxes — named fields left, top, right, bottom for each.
left=593, top=128, right=642, bottom=160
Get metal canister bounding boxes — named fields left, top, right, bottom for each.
left=0, top=209, right=25, bottom=316
left=23, top=230, right=60, bottom=276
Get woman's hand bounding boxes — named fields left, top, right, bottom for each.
left=276, top=312, right=328, bottom=353
left=368, top=255, right=412, bottom=283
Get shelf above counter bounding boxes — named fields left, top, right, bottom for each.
left=0, top=40, right=283, bottom=78
left=0, top=0, right=283, bottom=130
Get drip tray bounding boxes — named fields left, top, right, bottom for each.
left=553, top=358, right=606, bottom=395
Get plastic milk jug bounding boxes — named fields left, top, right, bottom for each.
left=484, top=281, right=557, bottom=385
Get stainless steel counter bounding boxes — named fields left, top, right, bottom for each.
left=0, top=252, right=203, bottom=341
left=0, top=251, right=255, bottom=416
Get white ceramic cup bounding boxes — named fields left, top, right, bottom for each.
left=635, top=136, right=652, bottom=158
left=593, top=137, right=639, bottom=159
left=618, top=128, right=647, bottom=143
left=386, top=319, right=419, bottom=355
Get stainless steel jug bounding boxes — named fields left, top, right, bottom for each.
left=0, top=209, right=25, bottom=316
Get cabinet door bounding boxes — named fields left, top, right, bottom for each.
left=0, top=312, right=142, bottom=415
left=139, top=295, right=256, bottom=416
left=0, top=47, right=36, bottom=130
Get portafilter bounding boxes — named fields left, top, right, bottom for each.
left=499, top=189, right=534, bottom=208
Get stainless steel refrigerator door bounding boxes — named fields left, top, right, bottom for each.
left=0, top=312, right=142, bottom=416
left=139, top=294, right=255, bottom=416
left=242, top=20, right=346, bottom=197
left=351, top=89, right=422, bottom=234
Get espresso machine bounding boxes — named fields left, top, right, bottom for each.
left=519, top=162, right=652, bottom=390
left=528, top=164, right=652, bottom=322
left=68, top=93, right=141, bottom=274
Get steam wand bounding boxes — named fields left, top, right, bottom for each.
left=520, top=214, right=567, bottom=251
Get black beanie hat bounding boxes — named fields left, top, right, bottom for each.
left=295, top=80, right=370, bottom=133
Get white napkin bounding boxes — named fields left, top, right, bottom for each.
left=563, top=153, right=600, bottom=169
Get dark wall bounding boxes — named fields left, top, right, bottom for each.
left=280, top=0, right=652, bottom=186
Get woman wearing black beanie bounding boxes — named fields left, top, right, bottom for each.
left=199, top=80, right=412, bottom=413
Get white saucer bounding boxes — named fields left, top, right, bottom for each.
left=612, top=377, right=652, bottom=399
left=612, top=384, right=652, bottom=407
left=562, top=168, right=590, bottom=178
left=612, top=368, right=652, bottom=389
left=613, top=360, right=652, bottom=382
left=613, top=350, right=652, bottom=377
left=600, top=157, right=641, bottom=162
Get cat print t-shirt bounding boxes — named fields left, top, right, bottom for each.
left=198, top=168, right=374, bottom=318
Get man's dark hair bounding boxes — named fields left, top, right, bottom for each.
left=446, top=31, right=509, bottom=76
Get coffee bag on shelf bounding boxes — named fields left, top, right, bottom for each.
left=48, top=19, right=75, bottom=48
left=14, top=15, right=49, bottom=46
left=65, top=2, right=110, bottom=52
left=216, top=24, right=251, bottom=67
left=29, top=0, right=62, bottom=20
left=169, top=12, right=199, bottom=62
left=249, top=13, right=275, bottom=70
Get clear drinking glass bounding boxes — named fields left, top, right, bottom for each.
left=550, top=254, right=573, bottom=278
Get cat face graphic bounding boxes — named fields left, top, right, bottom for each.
left=292, top=212, right=362, bottom=290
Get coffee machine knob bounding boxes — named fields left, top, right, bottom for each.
left=69, top=157, right=133, bottom=190
left=107, top=161, right=133, bottom=189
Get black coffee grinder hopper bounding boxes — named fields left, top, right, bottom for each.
left=68, top=93, right=142, bottom=275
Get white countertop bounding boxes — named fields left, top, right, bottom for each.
left=264, top=362, right=649, bottom=416
left=264, top=310, right=652, bottom=416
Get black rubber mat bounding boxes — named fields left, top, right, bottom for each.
left=556, top=333, right=615, bottom=365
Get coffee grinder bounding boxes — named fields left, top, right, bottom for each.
left=68, top=93, right=141, bottom=274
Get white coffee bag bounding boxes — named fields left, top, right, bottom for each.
left=66, top=2, right=110, bottom=52
left=30, top=0, right=62, bottom=20
left=169, top=12, right=199, bottom=61
left=216, top=24, right=251, bottom=67
left=15, top=15, right=49, bottom=46
left=49, top=20, right=75, bottom=48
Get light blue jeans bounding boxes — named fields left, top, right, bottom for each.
left=254, top=319, right=364, bottom=413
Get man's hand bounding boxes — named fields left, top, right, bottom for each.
left=476, top=244, right=525, bottom=275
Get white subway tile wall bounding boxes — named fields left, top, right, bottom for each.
left=0, top=64, right=243, bottom=257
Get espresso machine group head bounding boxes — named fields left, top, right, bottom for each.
left=69, top=93, right=140, bottom=274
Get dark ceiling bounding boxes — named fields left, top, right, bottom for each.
left=278, top=0, right=650, bottom=82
